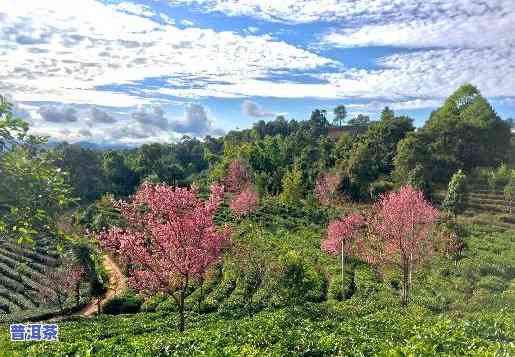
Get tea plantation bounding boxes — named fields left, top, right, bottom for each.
left=0, top=240, right=59, bottom=316
left=1, top=213, right=514, bottom=356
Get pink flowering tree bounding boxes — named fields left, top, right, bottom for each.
left=39, top=261, right=85, bottom=312
left=224, top=160, right=251, bottom=193
left=363, top=186, right=439, bottom=305
left=321, top=213, right=364, bottom=298
left=441, top=231, right=465, bottom=267
left=97, top=183, right=231, bottom=331
left=225, top=159, right=260, bottom=217
left=315, top=172, right=341, bottom=206
left=230, top=186, right=260, bottom=217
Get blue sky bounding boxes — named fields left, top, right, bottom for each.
left=1, top=0, right=514, bottom=145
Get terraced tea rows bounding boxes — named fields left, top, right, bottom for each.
left=0, top=241, right=59, bottom=314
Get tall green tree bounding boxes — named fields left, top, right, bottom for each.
left=0, top=95, right=44, bottom=153
left=443, top=170, right=468, bottom=218
left=0, top=96, right=76, bottom=244
left=423, top=84, right=511, bottom=180
left=102, top=150, right=139, bottom=196
left=343, top=111, right=414, bottom=198
left=53, top=143, right=108, bottom=202
left=279, top=165, right=304, bottom=204
left=333, top=105, right=347, bottom=127
left=0, top=148, right=76, bottom=244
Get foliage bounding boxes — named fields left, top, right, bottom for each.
left=504, top=182, right=514, bottom=214
left=52, top=143, right=108, bottom=202
left=488, top=163, right=513, bottom=190
left=101, top=150, right=139, bottom=197
left=1, top=306, right=512, bottom=356
left=276, top=251, right=324, bottom=306
left=368, top=179, right=394, bottom=201
left=102, top=291, right=142, bottom=315
left=97, top=183, right=231, bottom=331
left=279, top=165, right=304, bottom=204
left=333, top=105, right=347, bottom=127
left=314, top=172, right=341, bottom=205
left=38, top=257, right=85, bottom=311
left=224, top=160, right=252, bottom=193
left=406, top=164, right=432, bottom=200
left=342, top=110, right=414, bottom=199
left=423, top=85, right=512, bottom=181
left=229, top=187, right=260, bottom=217
left=0, top=148, right=76, bottom=244
left=443, top=170, right=469, bottom=217
left=361, top=186, right=440, bottom=304
left=77, top=194, right=123, bottom=232
left=0, top=95, right=44, bottom=153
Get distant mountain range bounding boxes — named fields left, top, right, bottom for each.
left=44, top=140, right=137, bottom=151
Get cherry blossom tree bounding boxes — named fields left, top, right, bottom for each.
left=225, top=159, right=260, bottom=216
left=362, top=186, right=439, bottom=305
left=97, top=182, right=231, bottom=331
left=230, top=186, right=260, bottom=217
left=441, top=231, right=465, bottom=267
left=315, top=172, right=341, bottom=205
left=321, top=213, right=364, bottom=299
left=224, top=160, right=251, bottom=193
left=39, top=261, right=85, bottom=312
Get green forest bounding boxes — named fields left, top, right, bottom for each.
left=0, top=84, right=514, bottom=356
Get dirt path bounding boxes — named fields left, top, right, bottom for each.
left=78, top=254, right=127, bottom=317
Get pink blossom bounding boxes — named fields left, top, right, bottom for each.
left=224, top=160, right=251, bottom=193
left=368, top=186, right=439, bottom=267
left=361, top=185, right=439, bottom=304
left=230, top=186, right=260, bottom=216
left=96, top=182, right=231, bottom=330
left=321, top=213, right=364, bottom=255
left=315, top=173, right=340, bottom=205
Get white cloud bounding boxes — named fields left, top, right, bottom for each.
left=131, top=106, right=169, bottom=130
left=242, top=99, right=274, bottom=117
left=158, top=45, right=515, bottom=103
left=170, top=103, right=224, bottom=136
left=167, top=0, right=396, bottom=23
left=169, top=0, right=510, bottom=25
left=347, top=99, right=443, bottom=111
left=89, top=106, right=116, bottom=124
left=111, top=2, right=156, bottom=18
left=499, top=98, right=515, bottom=108
left=38, top=105, right=78, bottom=123
left=323, top=3, right=515, bottom=49
left=180, top=19, right=194, bottom=27
left=0, top=0, right=332, bottom=107
left=322, top=48, right=515, bottom=100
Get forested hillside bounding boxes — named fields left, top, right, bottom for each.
left=1, top=85, right=514, bottom=356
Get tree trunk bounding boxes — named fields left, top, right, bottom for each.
left=341, top=240, right=345, bottom=300
left=75, top=283, right=80, bottom=307
left=179, top=290, right=185, bottom=332
left=198, top=280, right=203, bottom=313
left=402, top=255, right=413, bottom=305
left=57, top=295, right=64, bottom=312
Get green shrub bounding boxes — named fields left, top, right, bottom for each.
left=102, top=292, right=142, bottom=315
left=141, top=293, right=168, bottom=312
left=155, top=296, right=178, bottom=313
left=368, top=179, right=394, bottom=201
left=488, top=164, right=512, bottom=190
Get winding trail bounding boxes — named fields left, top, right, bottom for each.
left=78, top=254, right=126, bottom=317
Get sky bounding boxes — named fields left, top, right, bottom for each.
left=1, top=0, right=515, bottom=146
